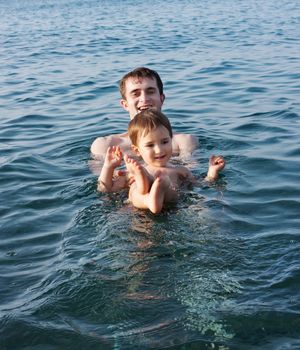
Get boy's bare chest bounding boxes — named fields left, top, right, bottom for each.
left=147, top=167, right=182, bottom=187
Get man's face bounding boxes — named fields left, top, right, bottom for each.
left=120, top=77, right=165, bottom=119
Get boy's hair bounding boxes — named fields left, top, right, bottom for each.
left=119, top=67, right=164, bottom=99
left=128, top=110, right=173, bottom=146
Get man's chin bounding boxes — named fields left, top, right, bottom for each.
left=131, top=106, right=161, bottom=119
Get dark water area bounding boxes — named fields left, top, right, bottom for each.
left=1, top=0, right=300, bottom=349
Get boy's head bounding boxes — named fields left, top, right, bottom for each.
left=128, top=110, right=173, bottom=147
left=128, top=110, right=173, bottom=166
left=119, top=67, right=165, bottom=119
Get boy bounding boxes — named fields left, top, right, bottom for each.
left=98, top=110, right=225, bottom=214
left=91, top=67, right=198, bottom=159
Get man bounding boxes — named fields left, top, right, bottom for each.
left=90, top=67, right=198, bottom=159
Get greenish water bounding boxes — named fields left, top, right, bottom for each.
left=1, top=0, right=300, bottom=349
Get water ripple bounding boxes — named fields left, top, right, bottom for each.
left=1, top=0, right=300, bottom=348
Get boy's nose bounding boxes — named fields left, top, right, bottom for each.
left=154, top=144, right=162, bottom=153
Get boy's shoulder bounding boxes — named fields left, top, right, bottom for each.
left=172, top=164, right=194, bottom=183
left=166, top=164, right=190, bottom=177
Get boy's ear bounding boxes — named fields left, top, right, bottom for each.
left=131, top=145, right=140, bottom=156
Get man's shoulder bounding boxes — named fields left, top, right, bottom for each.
left=173, top=132, right=198, bottom=143
left=90, top=133, right=130, bottom=158
left=172, top=132, right=198, bottom=157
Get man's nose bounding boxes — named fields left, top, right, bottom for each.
left=139, top=91, right=149, bottom=103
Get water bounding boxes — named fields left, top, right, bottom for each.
left=1, top=0, right=300, bottom=349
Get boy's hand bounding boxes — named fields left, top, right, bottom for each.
left=104, top=146, right=123, bottom=168
left=205, top=155, right=225, bottom=181
left=209, top=155, right=225, bottom=172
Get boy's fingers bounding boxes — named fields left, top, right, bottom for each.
left=209, top=155, right=215, bottom=165
left=209, top=155, right=225, bottom=166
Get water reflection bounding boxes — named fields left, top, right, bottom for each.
left=57, top=190, right=242, bottom=348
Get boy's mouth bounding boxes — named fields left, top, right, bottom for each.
left=154, top=155, right=165, bottom=160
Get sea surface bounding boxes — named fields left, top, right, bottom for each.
left=1, top=0, right=300, bottom=349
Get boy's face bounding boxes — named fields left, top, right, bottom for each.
left=132, top=125, right=172, bottom=167
left=120, top=77, right=165, bottom=119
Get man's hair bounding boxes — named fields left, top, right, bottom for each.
left=128, top=110, right=173, bottom=146
left=119, top=67, right=164, bottom=99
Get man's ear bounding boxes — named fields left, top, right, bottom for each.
left=131, top=145, right=140, bottom=156
left=120, top=99, right=129, bottom=111
left=160, top=93, right=165, bottom=105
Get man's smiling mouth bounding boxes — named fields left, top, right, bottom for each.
left=138, top=105, right=152, bottom=111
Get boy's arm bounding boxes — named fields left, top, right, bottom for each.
left=205, top=155, right=225, bottom=181
left=98, top=164, right=115, bottom=192
left=178, top=166, right=196, bottom=184
left=97, top=146, right=124, bottom=192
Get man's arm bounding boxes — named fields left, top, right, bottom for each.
left=172, top=133, right=198, bottom=158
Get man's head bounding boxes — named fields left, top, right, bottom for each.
left=119, top=67, right=165, bottom=119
